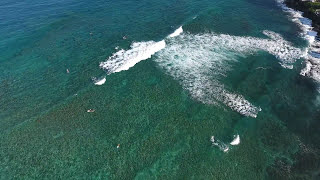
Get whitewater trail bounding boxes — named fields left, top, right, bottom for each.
left=100, top=26, right=305, bottom=117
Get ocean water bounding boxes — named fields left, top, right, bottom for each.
left=1, top=0, right=320, bottom=179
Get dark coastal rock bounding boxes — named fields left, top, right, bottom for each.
left=285, top=0, right=320, bottom=33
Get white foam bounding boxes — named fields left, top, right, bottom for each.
left=300, top=56, right=320, bottom=81
left=223, top=93, right=261, bottom=118
left=230, top=135, right=240, bottom=145
left=211, top=135, right=240, bottom=152
left=276, top=0, right=320, bottom=82
left=276, top=0, right=315, bottom=43
left=93, top=77, right=106, bottom=85
left=300, top=60, right=312, bottom=76
left=100, top=40, right=166, bottom=74
left=100, top=24, right=303, bottom=116
left=169, top=26, right=183, bottom=38
left=210, top=136, right=229, bottom=152
left=155, top=31, right=302, bottom=117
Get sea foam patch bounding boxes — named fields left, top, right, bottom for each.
left=155, top=30, right=302, bottom=117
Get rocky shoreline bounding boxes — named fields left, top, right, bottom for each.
left=284, top=0, right=320, bottom=82
left=285, top=0, right=320, bottom=33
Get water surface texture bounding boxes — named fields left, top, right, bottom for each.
left=1, top=0, right=320, bottom=179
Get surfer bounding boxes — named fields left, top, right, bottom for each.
left=87, top=109, right=95, bottom=113
left=66, top=69, right=70, bottom=73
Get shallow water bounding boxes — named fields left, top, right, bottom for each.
left=1, top=0, right=320, bottom=179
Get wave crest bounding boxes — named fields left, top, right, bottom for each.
left=100, top=40, right=165, bottom=74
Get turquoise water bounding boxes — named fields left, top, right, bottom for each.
left=1, top=0, right=320, bottom=179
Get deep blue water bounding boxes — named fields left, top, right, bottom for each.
left=1, top=0, right=320, bottom=179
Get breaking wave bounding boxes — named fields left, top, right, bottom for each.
left=230, top=135, right=240, bottom=145
left=93, top=77, right=106, bottom=85
left=210, top=134, right=240, bottom=152
left=169, top=26, right=183, bottom=38
left=100, top=26, right=305, bottom=117
left=99, top=26, right=183, bottom=75
left=100, top=40, right=166, bottom=74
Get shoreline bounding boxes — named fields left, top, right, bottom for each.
left=285, top=0, right=320, bottom=33
left=281, top=0, right=320, bottom=82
